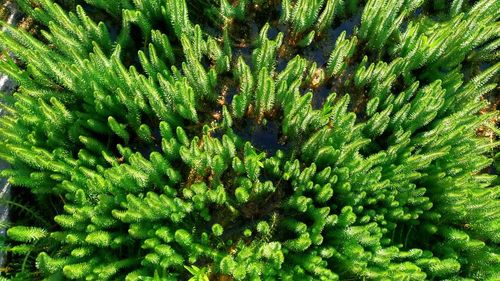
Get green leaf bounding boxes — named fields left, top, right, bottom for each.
left=7, top=226, right=47, bottom=242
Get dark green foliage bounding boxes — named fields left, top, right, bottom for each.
left=0, top=0, right=499, bottom=280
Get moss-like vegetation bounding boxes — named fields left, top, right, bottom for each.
left=0, top=0, right=499, bottom=280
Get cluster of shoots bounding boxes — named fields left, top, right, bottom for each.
left=0, top=0, right=498, bottom=280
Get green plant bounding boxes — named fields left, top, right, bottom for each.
left=0, top=0, right=499, bottom=280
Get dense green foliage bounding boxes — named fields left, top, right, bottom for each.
left=0, top=0, right=499, bottom=280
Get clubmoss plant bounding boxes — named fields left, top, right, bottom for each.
left=0, top=0, right=499, bottom=280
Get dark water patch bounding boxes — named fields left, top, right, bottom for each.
left=479, top=62, right=492, bottom=72
left=400, top=7, right=425, bottom=33
left=299, top=13, right=361, bottom=71
left=106, top=21, right=121, bottom=42
left=227, top=1, right=284, bottom=65
left=311, top=84, right=333, bottom=110
left=328, top=13, right=361, bottom=40
left=276, top=56, right=288, bottom=72
left=485, top=165, right=497, bottom=176
left=235, top=42, right=253, bottom=62
left=134, top=142, right=161, bottom=159
left=413, top=7, right=423, bottom=17
left=54, top=0, right=78, bottom=10
left=248, top=21, right=261, bottom=40
left=347, top=89, right=368, bottom=121
left=223, top=77, right=238, bottom=105
left=233, top=118, right=290, bottom=156
left=228, top=20, right=258, bottom=66
left=302, top=40, right=329, bottom=67
left=122, top=24, right=145, bottom=67
left=268, top=24, right=280, bottom=40
left=359, top=127, right=395, bottom=158
left=79, top=2, right=103, bottom=18
left=203, top=24, right=222, bottom=38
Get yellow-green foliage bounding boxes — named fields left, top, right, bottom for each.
left=0, top=0, right=499, bottom=280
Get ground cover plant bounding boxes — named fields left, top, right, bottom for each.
left=0, top=0, right=499, bottom=280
